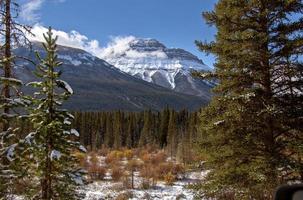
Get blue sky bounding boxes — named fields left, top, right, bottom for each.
left=21, top=0, right=218, bottom=67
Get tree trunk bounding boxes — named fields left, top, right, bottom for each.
left=3, top=0, right=11, bottom=131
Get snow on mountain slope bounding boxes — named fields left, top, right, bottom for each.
left=14, top=42, right=207, bottom=111
left=100, top=37, right=213, bottom=99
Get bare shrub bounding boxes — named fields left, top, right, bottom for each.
left=88, top=164, right=107, bottom=180
left=126, top=159, right=142, bottom=189
left=111, top=166, right=124, bottom=181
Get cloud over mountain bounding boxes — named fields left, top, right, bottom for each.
left=29, top=25, right=168, bottom=60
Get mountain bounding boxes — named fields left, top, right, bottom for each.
left=13, top=42, right=207, bottom=111
left=101, top=38, right=214, bottom=100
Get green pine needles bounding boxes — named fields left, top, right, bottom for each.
left=23, top=27, right=86, bottom=200
left=0, top=57, right=25, bottom=199
left=194, top=0, right=303, bottom=199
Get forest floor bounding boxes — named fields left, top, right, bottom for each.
left=80, top=170, right=208, bottom=200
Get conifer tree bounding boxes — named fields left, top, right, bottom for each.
left=0, top=0, right=33, bottom=196
left=139, top=110, right=153, bottom=147
left=0, top=58, right=24, bottom=198
left=23, top=28, right=85, bottom=199
left=167, top=110, right=177, bottom=158
left=104, top=113, right=113, bottom=148
left=126, top=115, right=134, bottom=148
left=159, top=107, right=169, bottom=148
left=194, top=0, right=303, bottom=199
left=113, top=111, right=122, bottom=149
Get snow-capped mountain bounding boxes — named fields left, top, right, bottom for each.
left=13, top=42, right=208, bottom=111
left=101, top=38, right=214, bottom=100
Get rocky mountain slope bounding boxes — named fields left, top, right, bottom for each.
left=101, top=38, right=214, bottom=100
left=13, top=43, right=207, bottom=111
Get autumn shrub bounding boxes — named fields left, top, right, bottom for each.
left=105, top=151, right=121, bottom=165
left=98, top=147, right=110, bottom=156
left=123, top=149, right=134, bottom=160
left=155, top=162, right=184, bottom=181
left=89, top=152, right=99, bottom=165
left=164, top=172, right=176, bottom=185
left=156, top=162, right=172, bottom=177
left=138, top=149, right=149, bottom=159
left=111, top=166, right=124, bottom=181
left=139, top=165, right=150, bottom=178
left=152, top=151, right=167, bottom=164
left=88, top=164, right=107, bottom=180
left=141, top=179, right=151, bottom=190
left=140, top=152, right=152, bottom=163
left=140, top=164, right=158, bottom=186
left=95, top=166, right=107, bottom=180
left=113, top=150, right=125, bottom=159
left=144, top=144, right=156, bottom=153
left=122, top=175, right=132, bottom=189
left=115, top=191, right=133, bottom=200
left=172, top=163, right=185, bottom=177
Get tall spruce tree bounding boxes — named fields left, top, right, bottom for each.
left=167, top=110, right=177, bottom=158
left=0, top=0, right=32, bottom=197
left=194, top=0, right=303, bottom=199
left=0, top=58, right=24, bottom=198
left=113, top=111, right=122, bottom=149
left=23, top=28, right=85, bottom=199
left=139, top=110, right=153, bottom=147
left=104, top=113, right=113, bottom=148
left=159, top=107, right=169, bottom=148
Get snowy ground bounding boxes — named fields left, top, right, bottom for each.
left=80, top=171, right=208, bottom=200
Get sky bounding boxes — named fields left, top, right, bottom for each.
left=20, top=0, right=218, bottom=67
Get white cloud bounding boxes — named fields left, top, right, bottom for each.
left=29, top=24, right=99, bottom=51
left=100, top=36, right=136, bottom=58
left=100, top=36, right=167, bottom=59
left=29, top=25, right=168, bottom=60
left=20, top=0, right=66, bottom=23
left=20, top=0, right=44, bottom=23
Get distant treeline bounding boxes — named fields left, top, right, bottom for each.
left=72, top=108, right=200, bottom=158
left=13, top=108, right=201, bottom=161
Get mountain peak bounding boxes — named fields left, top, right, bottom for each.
left=101, top=37, right=212, bottom=96
left=129, top=38, right=166, bottom=52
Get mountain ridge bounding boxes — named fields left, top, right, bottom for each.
left=12, top=42, right=208, bottom=111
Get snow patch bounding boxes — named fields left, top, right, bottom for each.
left=6, top=144, right=17, bottom=161
left=50, top=150, right=61, bottom=161
left=71, top=129, right=80, bottom=137
left=58, top=55, right=82, bottom=66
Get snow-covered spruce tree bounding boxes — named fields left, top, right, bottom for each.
left=0, top=58, right=25, bottom=198
left=24, top=27, right=85, bottom=200
left=193, top=0, right=303, bottom=199
left=0, top=0, right=32, bottom=197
